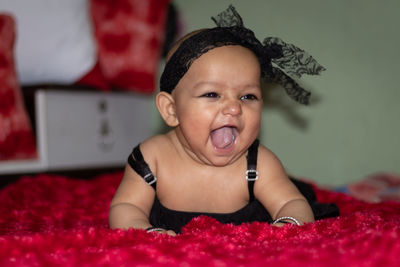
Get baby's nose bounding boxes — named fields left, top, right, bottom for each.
left=221, top=99, right=242, bottom=116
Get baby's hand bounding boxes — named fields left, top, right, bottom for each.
left=165, top=229, right=177, bottom=236
left=146, top=227, right=177, bottom=236
left=272, top=222, right=286, bottom=227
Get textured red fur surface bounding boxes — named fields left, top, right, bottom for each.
left=1, top=172, right=399, bottom=266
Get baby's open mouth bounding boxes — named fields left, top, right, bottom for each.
left=210, top=126, right=238, bottom=149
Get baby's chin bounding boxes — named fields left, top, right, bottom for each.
left=175, top=129, right=248, bottom=166
left=206, top=142, right=248, bottom=167
left=207, top=151, right=247, bottom=167
left=181, top=143, right=239, bottom=167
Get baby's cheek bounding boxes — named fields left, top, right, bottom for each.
left=246, top=119, right=261, bottom=139
left=180, top=114, right=207, bottom=136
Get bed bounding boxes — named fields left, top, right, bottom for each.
left=1, top=2, right=400, bottom=265
left=1, top=172, right=399, bottom=266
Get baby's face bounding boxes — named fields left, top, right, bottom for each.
left=172, top=45, right=262, bottom=166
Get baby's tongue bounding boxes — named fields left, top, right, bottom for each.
left=210, top=127, right=236, bottom=149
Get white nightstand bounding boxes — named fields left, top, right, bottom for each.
left=0, top=89, right=154, bottom=175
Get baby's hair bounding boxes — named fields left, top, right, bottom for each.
left=165, top=29, right=208, bottom=62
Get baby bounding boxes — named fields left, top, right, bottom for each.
left=109, top=6, right=334, bottom=235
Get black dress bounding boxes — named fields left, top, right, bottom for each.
left=127, top=140, right=339, bottom=233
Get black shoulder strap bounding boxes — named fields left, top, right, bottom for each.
left=127, top=144, right=157, bottom=189
left=246, top=139, right=259, bottom=202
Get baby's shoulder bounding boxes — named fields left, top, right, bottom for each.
left=140, top=134, right=171, bottom=154
left=140, top=133, right=184, bottom=177
left=138, top=134, right=175, bottom=164
left=255, top=143, right=288, bottom=186
left=257, top=143, right=285, bottom=170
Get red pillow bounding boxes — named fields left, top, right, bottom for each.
left=90, top=0, right=170, bottom=94
left=0, top=14, right=37, bottom=160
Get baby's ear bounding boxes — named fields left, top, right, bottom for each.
left=155, top=92, right=179, bottom=127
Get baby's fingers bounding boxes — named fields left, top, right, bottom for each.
left=146, top=227, right=176, bottom=236
left=166, top=230, right=177, bottom=236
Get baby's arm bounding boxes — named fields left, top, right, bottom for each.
left=254, top=145, right=314, bottom=226
left=271, top=197, right=314, bottom=226
left=109, top=164, right=176, bottom=236
left=109, top=164, right=154, bottom=229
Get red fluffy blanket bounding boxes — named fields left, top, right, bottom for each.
left=1, top=172, right=399, bottom=266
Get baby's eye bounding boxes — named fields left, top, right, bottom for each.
left=240, top=94, right=259, bottom=101
left=202, top=92, right=219, bottom=98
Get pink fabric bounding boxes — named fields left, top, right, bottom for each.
left=0, top=14, right=36, bottom=160
left=90, top=0, right=170, bottom=94
left=1, top=172, right=399, bottom=266
left=76, top=60, right=111, bottom=91
left=345, top=172, right=400, bottom=202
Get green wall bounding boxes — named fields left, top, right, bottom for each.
left=154, top=0, right=400, bottom=186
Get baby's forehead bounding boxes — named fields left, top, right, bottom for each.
left=179, top=46, right=262, bottom=92
left=190, top=45, right=261, bottom=68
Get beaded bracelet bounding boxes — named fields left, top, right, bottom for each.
left=272, top=216, right=301, bottom=226
left=146, top=226, right=165, bottom=233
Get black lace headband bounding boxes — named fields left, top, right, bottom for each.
left=160, top=5, right=325, bottom=105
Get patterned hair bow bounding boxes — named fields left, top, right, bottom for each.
left=160, top=5, right=325, bottom=105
